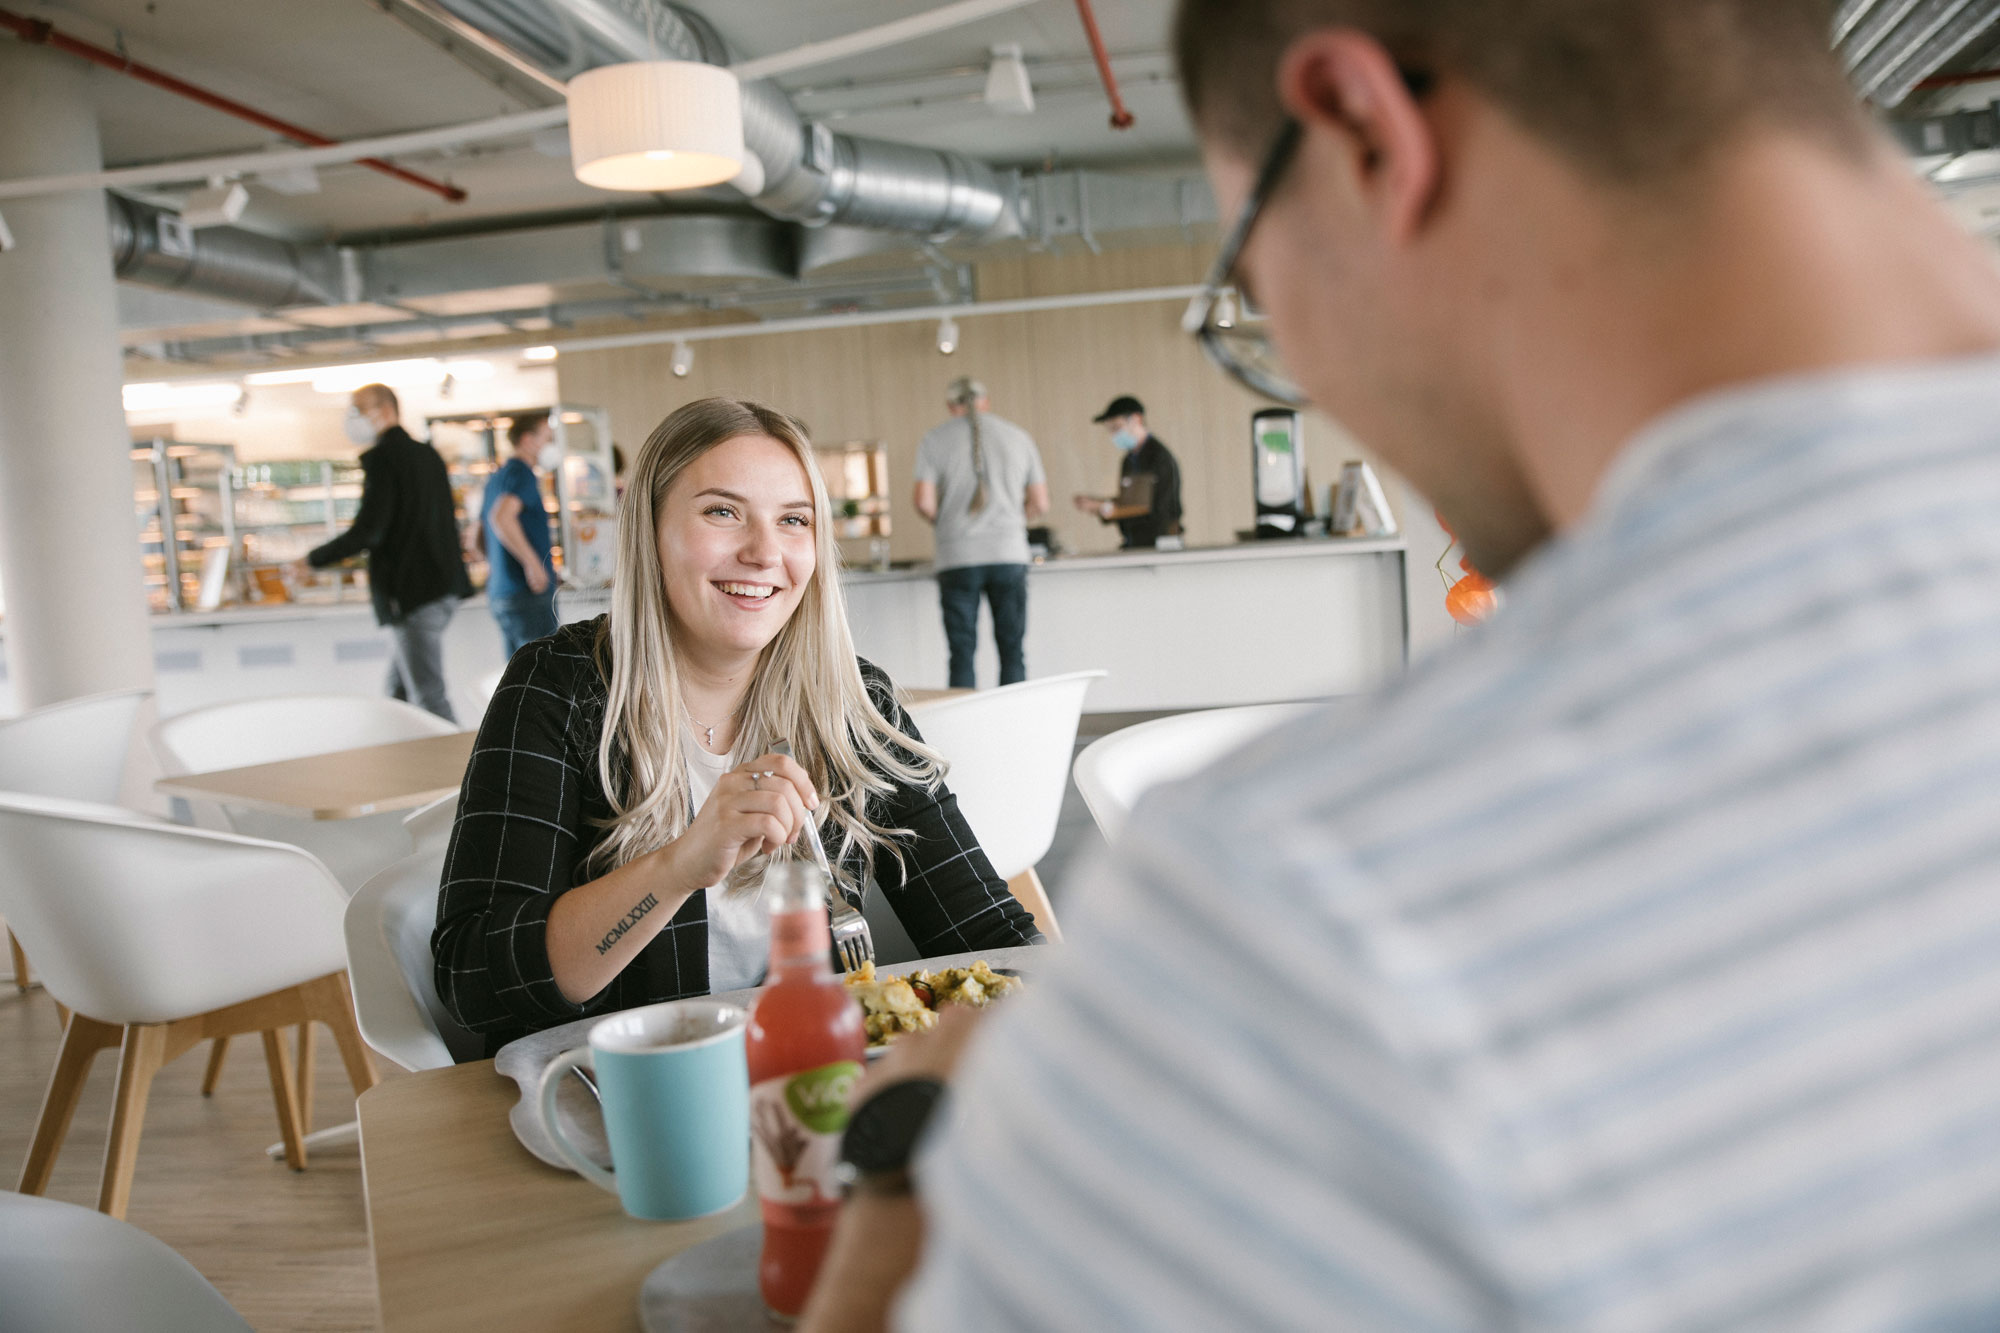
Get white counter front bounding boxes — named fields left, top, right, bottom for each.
left=0, top=538, right=1405, bottom=719
left=843, top=538, right=1408, bottom=712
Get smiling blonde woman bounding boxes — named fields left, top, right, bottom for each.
left=434, top=397, right=1042, bottom=1056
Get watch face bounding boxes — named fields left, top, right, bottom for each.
left=840, top=1078, right=947, bottom=1176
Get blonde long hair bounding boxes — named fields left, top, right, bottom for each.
left=589, top=397, right=942, bottom=888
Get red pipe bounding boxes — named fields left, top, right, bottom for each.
left=0, top=6, right=467, bottom=203
left=1072, top=0, right=1135, bottom=130
left=1916, top=67, right=2000, bottom=90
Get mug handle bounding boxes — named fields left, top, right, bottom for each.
left=536, top=1048, right=617, bottom=1195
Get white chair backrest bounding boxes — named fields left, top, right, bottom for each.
left=469, top=667, right=506, bottom=720
left=905, top=671, right=1105, bottom=880
left=150, top=693, right=458, bottom=777
left=0, top=1191, right=252, bottom=1332
left=1072, top=701, right=1323, bottom=843
left=0, top=791, right=349, bottom=1025
left=403, top=793, right=459, bottom=857
left=0, top=688, right=151, bottom=804
left=345, top=847, right=475, bottom=1071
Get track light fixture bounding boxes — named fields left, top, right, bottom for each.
left=937, top=316, right=959, bottom=355
left=671, top=339, right=694, bottom=377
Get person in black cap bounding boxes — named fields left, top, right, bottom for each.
left=1073, top=394, right=1183, bottom=549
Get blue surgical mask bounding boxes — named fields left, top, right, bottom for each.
left=1111, top=428, right=1139, bottom=452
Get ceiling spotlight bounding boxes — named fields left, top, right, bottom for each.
left=1214, top=288, right=1239, bottom=331
left=937, top=316, right=959, bottom=356
left=232, top=384, right=251, bottom=417
left=671, top=339, right=694, bottom=377
left=522, top=345, right=559, bottom=362
left=439, top=372, right=456, bottom=400
left=984, top=44, right=1035, bottom=116
left=180, top=180, right=249, bottom=229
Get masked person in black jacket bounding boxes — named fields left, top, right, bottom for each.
left=301, top=382, right=471, bottom=721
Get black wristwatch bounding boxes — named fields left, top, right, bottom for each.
left=837, top=1077, right=947, bottom=1198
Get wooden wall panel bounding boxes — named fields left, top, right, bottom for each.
left=556, top=240, right=1410, bottom=566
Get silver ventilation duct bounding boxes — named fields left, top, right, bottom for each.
left=106, top=194, right=337, bottom=308
left=1838, top=0, right=2000, bottom=106
left=419, top=0, right=1021, bottom=240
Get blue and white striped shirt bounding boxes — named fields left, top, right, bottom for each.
left=902, top=355, right=2000, bottom=1331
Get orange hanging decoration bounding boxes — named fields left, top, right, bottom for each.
left=1445, top=571, right=1496, bottom=626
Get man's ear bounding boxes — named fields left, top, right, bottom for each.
left=1276, top=30, right=1441, bottom=245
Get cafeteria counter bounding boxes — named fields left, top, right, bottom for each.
left=0, top=537, right=1406, bottom=718
left=843, top=536, right=1409, bottom=712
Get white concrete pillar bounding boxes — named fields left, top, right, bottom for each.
left=0, top=41, right=154, bottom=710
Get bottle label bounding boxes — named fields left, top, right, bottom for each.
left=751, top=1060, right=863, bottom=1210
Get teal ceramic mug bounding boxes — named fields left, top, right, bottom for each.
left=536, top=998, right=749, bottom=1221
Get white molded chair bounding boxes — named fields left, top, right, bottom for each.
left=0, top=792, right=377, bottom=1217
left=904, top=670, right=1106, bottom=941
left=0, top=1191, right=251, bottom=1332
left=403, top=792, right=458, bottom=857
left=344, top=847, right=480, bottom=1071
left=149, top=694, right=459, bottom=893
left=0, top=687, right=153, bottom=1001
left=1072, top=701, right=1323, bottom=843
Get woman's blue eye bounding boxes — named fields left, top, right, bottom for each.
left=780, top=514, right=811, bottom=528
left=704, top=504, right=736, bottom=519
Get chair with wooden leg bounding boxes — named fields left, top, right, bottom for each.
left=0, top=791, right=377, bottom=1219
left=0, top=687, right=153, bottom=1016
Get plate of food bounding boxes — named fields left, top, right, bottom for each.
left=843, top=958, right=1025, bottom=1052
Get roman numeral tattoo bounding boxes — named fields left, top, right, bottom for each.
left=595, top=892, right=660, bottom=955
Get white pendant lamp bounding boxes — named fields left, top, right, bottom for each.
left=568, top=60, right=745, bottom=192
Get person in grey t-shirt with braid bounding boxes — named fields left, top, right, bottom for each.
left=912, top=377, right=1050, bottom=688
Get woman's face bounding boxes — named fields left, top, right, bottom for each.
left=657, top=433, right=818, bottom=665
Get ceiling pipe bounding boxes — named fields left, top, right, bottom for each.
left=0, top=4, right=468, bottom=203
left=1071, top=0, right=1135, bottom=129
left=0, top=106, right=569, bottom=203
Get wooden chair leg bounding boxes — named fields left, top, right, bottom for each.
left=262, top=1028, right=308, bottom=1172
left=311, top=973, right=380, bottom=1096
left=8, top=928, right=30, bottom=992
left=200, top=1037, right=229, bottom=1096
left=1006, top=867, right=1064, bottom=943
left=295, top=1023, right=317, bottom=1134
left=53, top=1000, right=71, bottom=1029
left=98, top=1023, right=168, bottom=1219
left=19, top=1013, right=122, bottom=1196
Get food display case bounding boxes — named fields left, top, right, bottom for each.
left=232, top=458, right=366, bottom=605
left=425, top=403, right=616, bottom=591
left=816, top=441, right=892, bottom=571
left=132, top=439, right=236, bottom=613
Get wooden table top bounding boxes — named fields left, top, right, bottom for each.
left=153, top=731, right=476, bottom=821
left=357, top=1060, right=758, bottom=1333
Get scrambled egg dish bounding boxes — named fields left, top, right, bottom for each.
left=844, top=960, right=1024, bottom=1046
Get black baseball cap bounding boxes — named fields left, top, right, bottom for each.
left=1092, top=395, right=1145, bottom=422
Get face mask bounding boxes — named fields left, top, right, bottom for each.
left=1111, top=428, right=1139, bottom=452
left=343, top=408, right=376, bottom=445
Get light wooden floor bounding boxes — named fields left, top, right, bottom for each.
left=2, top=980, right=405, bottom=1331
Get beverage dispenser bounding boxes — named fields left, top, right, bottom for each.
left=1252, top=408, right=1305, bottom=537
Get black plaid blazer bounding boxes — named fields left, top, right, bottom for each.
left=433, top=616, right=1042, bottom=1056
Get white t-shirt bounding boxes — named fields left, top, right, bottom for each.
left=684, top=736, right=770, bottom=993
left=913, top=411, right=1047, bottom=570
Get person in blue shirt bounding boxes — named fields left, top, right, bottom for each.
left=482, top=411, right=561, bottom=657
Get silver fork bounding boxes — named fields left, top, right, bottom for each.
left=771, top=741, right=874, bottom=972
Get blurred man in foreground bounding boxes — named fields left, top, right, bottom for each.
left=807, top=2, right=2000, bottom=1329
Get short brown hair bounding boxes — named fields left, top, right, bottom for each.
left=1173, top=0, right=1866, bottom=182
left=507, top=410, right=550, bottom=448
left=352, top=382, right=398, bottom=416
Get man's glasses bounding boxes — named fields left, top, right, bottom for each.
left=1184, top=70, right=1431, bottom=408
left=1182, top=118, right=1307, bottom=408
